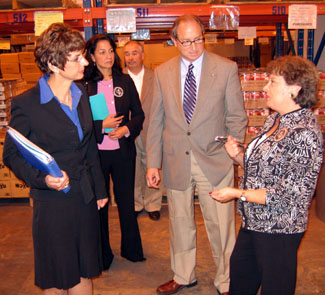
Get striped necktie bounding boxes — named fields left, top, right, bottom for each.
left=183, top=63, right=197, bottom=124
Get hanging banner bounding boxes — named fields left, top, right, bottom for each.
left=106, top=8, right=136, bottom=33
left=34, top=11, right=63, bottom=36
left=288, top=5, right=317, bottom=29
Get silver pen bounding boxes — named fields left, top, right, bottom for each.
left=215, top=136, right=245, bottom=147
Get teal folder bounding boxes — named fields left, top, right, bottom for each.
left=89, top=93, right=113, bottom=132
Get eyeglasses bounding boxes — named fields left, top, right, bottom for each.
left=177, top=37, right=205, bottom=47
left=67, top=53, right=86, bottom=63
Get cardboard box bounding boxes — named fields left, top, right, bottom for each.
left=10, top=34, right=36, bottom=46
left=0, top=53, right=19, bottom=64
left=319, top=80, right=325, bottom=90
left=244, top=99, right=267, bottom=109
left=0, top=136, right=4, bottom=160
left=2, top=73, right=22, bottom=80
left=241, top=80, right=268, bottom=92
left=10, top=178, right=30, bottom=198
left=0, top=180, right=11, bottom=198
left=18, top=52, right=35, bottom=64
left=1, top=63, right=20, bottom=74
left=22, top=72, right=42, bottom=82
left=0, top=161, right=10, bottom=180
left=20, top=63, right=41, bottom=74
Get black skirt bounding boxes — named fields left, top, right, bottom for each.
left=32, top=186, right=103, bottom=290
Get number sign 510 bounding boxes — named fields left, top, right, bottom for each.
left=272, top=6, right=286, bottom=15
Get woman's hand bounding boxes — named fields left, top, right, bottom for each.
left=102, top=114, right=124, bottom=129
left=45, top=170, right=70, bottom=191
left=209, top=187, right=241, bottom=203
left=225, top=136, right=242, bottom=159
left=109, top=126, right=129, bottom=140
left=97, top=198, right=109, bottom=210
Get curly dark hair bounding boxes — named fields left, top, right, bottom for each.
left=266, top=56, right=319, bottom=108
left=83, top=34, right=122, bottom=82
left=34, top=23, right=85, bottom=74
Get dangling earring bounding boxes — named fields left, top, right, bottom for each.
left=93, top=62, right=96, bottom=67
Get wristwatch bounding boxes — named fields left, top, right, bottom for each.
left=240, top=190, right=247, bottom=202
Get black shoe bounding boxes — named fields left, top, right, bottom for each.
left=121, top=253, right=146, bottom=262
left=148, top=211, right=160, bottom=221
left=103, top=254, right=114, bottom=271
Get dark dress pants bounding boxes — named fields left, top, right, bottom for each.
left=229, top=228, right=304, bottom=295
left=99, top=149, right=144, bottom=266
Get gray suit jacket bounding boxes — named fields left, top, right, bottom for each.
left=146, top=50, right=247, bottom=190
left=124, top=66, right=154, bottom=149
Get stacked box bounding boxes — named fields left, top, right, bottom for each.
left=10, top=177, right=30, bottom=198
left=0, top=133, right=30, bottom=198
left=240, top=69, right=269, bottom=144
left=0, top=53, right=21, bottom=80
left=0, top=133, right=11, bottom=198
left=0, top=79, right=28, bottom=127
left=19, top=52, right=42, bottom=86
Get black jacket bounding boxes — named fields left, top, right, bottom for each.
left=84, top=73, right=144, bottom=160
left=3, top=82, right=107, bottom=204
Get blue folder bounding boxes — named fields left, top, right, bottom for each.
left=6, top=126, right=70, bottom=193
left=89, top=93, right=113, bottom=133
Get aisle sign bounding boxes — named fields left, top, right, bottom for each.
left=238, top=27, right=256, bottom=39
left=34, top=11, right=63, bottom=36
left=106, top=8, right=136, bottom=33
left=288, top=5, right=317, bottom=29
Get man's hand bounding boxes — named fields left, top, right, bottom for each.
left=146, top=168, right=160, bottom=188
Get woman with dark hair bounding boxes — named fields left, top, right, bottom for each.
left=210, top=56, right=323, bottom=295
left=83, top=34, right=145, bottom=270
left=3, top=23, right=108, bottom=295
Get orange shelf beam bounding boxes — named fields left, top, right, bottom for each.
left=0, top=3, right=324, bottom=35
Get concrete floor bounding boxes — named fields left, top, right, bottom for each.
left=0, top=199, right=324, bottom=295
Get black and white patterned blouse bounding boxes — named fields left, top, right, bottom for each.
left=239, top=108, right=323, bottom=234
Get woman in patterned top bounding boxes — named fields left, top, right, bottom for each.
left=210, top=56, right=322, bottom=295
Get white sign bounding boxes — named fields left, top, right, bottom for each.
left=288, top=5, right=317, bottom=29
left=106, top=8, right=136, bottom=33
left=34, top=11, right=63, bottom=36
left=244, top=38, right=254, bottom=46
left=238, top=27, right=256, bottom=39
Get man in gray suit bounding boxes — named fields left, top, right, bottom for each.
left=123, top=40, right=163, bottom=221
left=146, top=15, right=247, bottom=295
